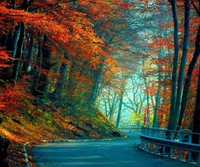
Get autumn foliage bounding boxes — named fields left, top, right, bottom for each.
left=0, top=0, right=132, bottom=112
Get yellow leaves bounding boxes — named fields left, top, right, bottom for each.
left=104, top=57, right=120, bottom=74
left=90, top=56, right=101, bottom=69
left=0, top=127, right=22, bottom=142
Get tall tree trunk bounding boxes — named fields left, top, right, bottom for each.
left=108, top=92, right=118, bottom=122
left=153, top=51, right=162, bottom=128
left=53, top=53, right=69, bottom=99
left=142, top=57, right=150, bottom=126
left=11, top=25, right=21, bottom=59
left=116, top=89, right=124, bottom=127
left=192, top=67, right=200, bottom=160
left=9, top=0, right=32, bottom=83
left=172, top=0, right=190, bottom=129
left=167, top=0, right=179, bottom=130
left=153, top=89, right=160, bottom=127
left=193, top=67, right=200, bottom=136
left=32, top=35, right=43, bottom=92
left=24, top=36, right=33, bottom=73
left=5, top=33, right=13, bottom=51
left=35, top=35, right=51, bottom=96
left=12, top=23, right=25, bottom=85
left=66, top=64, right=78, bottom=103
left=89, top=67, right=101, bottom=106
left=177, top=26, right=200, bottom=130
left=0, top=0, right=15, bottom=47
left=3, top=24, right=21, bottom=76
left=0, top=34, right=8, bottom=47
left=191, top=0, right=200, bottom=160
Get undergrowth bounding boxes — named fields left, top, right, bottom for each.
left=0, top=100, right=123, bottom=167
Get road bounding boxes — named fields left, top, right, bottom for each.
left=31, top=132, right=196, bottom=167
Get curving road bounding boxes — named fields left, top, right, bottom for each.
left=31, top=132, right=196, bottom=167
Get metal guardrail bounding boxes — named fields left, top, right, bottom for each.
left=140, top=127, right=200, bottom=165
left=119, top=125, right=141, bottom=132
left=119, top=125, right=138, bottom=128
left=119, top=128, right=141, bottom=132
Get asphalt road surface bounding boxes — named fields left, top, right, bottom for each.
left=31, top=132, right=196, bottom=167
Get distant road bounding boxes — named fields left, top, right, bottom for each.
left=32, top=132, right=196, bottom=167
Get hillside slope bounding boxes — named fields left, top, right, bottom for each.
left=0, top=102, right=123, bottom=167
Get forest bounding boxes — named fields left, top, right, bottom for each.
left=0, top=0, right=200, bottom=166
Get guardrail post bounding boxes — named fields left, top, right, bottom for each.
left=198, top=153, right=200, bottom=164
left=162, top=146, right=166, bottom=155
left=179, top=133, right=182, bottom=142
left=140, top=127, right=200, bottom=165
left=163, top=131, right=166, bottom=139
left=155, top=144, right=159, bottom=153
left=178, top=150, right=182, bottom=159
left=141, top=140, right=144, bottom=148
left=150, top=143, right=153, bottom=152
left=188, top=133, right=192, bottom=143
left=170, top=131, right=174, bottom=140
left=187, top=151, right=192, bottom=162
left=169, top=147, right=173, bottom=157
left=144, top=142, right=148, bottom=151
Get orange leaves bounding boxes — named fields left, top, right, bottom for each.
left=0, top=0, right=127, bottom=72
left=148, top=38, right=174, bottom=50
left=119, top=2, right=136, bottom=8
left=0, top=49, right=9, bottom=60
left=185, top=109, right=194, bottom=115
left=0, top=77, right=32, bottom=113
left=0, top=3, right=106, bottom=67
left=0, top=85, right=22, bottom=112
left=0, top=127, right=22, bottom=142
left=0, top=48, right=11, bottom=69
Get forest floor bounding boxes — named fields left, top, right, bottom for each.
left=0, top=101, right=123, bottom=167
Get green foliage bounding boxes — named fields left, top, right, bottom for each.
left=23, top=99, right=30, bottom=105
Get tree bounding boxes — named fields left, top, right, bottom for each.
left=167, top=0, right=180, bottom=130
left=177, top=0, right=200, bottom=130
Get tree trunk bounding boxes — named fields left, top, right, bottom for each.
left=24, top=35, right=33, bottom=73
left=153, top=51, right=162, bottom=128
left=32, top=35, right=43, bottom=92
left=35, top=35, right=51, bottom=96
left=89, top=67, right=101, bottom=106
left=12, top=23, right=25, bottom=84
left=192, top=67, right=200, bottom=160
left=53, top=53, right=69, bottom=99
left=168, top=0, right=190, bottom=130
left=0, top=34, right=8, bottom=47
left=9, top=0, right=32, bottom=83
left=173, top=0, right=190, bottom=129
left=167, top=0, right=179, bottom=130
left=177, top=26, right=200, bottom=130
left=193, top=68, right=200, bottom=133
left=143, top=57, right=150, bottom=127
left=11, top=25, right=21, bottom=59
left=3, top=24, right=21, bottom=76
left=0, top=137, right=9, bottom=167
left=116, top=90, right=124, bottom=127
left=153, top=89, right=160, bottom=127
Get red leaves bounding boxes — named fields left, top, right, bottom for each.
left=0, top=77, right=32, bottom=113
left=119, top=2, right=136, bottom=8
left=0, top=48, right=12, bottom=69
left=148, top=38, right=174, bottom=49
left=185, top=109, right=194, bottom=114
